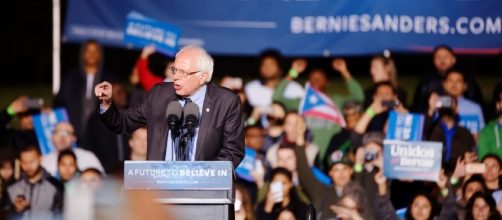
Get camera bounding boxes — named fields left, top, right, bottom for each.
left=364, top=151, right=378, bottom=162
left=381, top=100, right=399, bottom=109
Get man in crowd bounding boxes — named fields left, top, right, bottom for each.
left=55, top=40, right=115, bottom=141
left=478, top=89, right=502, bottom=159
left=412, top=45, right=483, bottom=113
left=7, top=146, right=64, bottom=218
left=42, top=122, right=104, bottom=175
left=442, top=69, right=485, bottom=129
left=244, top=50, right=305, bottom=113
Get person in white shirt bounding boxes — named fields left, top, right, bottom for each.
left=244, top=50, right=305, bottom=115
left=42, top=122, right=104, bottom=176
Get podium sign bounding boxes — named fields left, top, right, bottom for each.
left=124, top=161, right=232, bottom=190
left=124, top=161, right=234, bottom=220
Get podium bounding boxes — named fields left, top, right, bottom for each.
left=124, top=161, right=235, bottom=220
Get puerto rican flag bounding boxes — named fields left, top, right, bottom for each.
left=299, top=84, right=346, bottom=127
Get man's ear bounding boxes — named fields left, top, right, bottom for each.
left=199, top=72, right=209, bottom=85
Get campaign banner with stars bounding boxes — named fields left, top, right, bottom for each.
left=299, top=84, right=346, bottom=128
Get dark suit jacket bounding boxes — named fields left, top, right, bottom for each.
left=98, top=82, right=245, bottom=168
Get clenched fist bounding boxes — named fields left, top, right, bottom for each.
left=94, top=81, right=113, bottom=111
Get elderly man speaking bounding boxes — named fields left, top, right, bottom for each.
left=94, top=45, right=244, bottom=168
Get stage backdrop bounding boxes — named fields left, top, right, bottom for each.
left=64, top=0, right=502, bottom=56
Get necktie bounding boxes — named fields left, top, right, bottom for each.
left=180, top=97, right=192, bottom=160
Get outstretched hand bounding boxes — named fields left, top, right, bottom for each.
left=332, top=58, right=351, bottom=80
left=291, top=59, right=308, bottom=74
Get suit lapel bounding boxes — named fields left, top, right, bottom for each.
left=195, top=84, right=214, bottom=160
left=148, top=84, right=175, bottom=160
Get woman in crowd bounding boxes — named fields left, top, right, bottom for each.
left=458, top=175, right=490, bottom=219
left=481, top=154, right=502, bottom=194
left=56, top=149, right=79, bottom=183
left=235, top=184, right=254, bottom=220
left=374, top=169, right=456, bottom=220
left=465, top=192, right=501, bottom=220
left=364, top=55, right=408, bottom=108
left=256, top=167, right=308, bottom=220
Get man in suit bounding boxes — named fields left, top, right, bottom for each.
left=94, top=45, right=244, bottom=168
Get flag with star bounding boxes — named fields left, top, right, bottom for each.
left=299, top=84, right=346, bottom=127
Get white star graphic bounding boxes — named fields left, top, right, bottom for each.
left=309, top=95, right=318, bottom=105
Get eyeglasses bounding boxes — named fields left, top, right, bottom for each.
left=53, top=130, right=73, bottom=137
left=169, top=66, right=201, bottom=78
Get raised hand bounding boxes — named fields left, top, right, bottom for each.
left=437, top=169, right=448, bottom=190
left=8, top=96, right=28, bottom=114
left=140, top=45, right=156, bottom=59
left=452, top=157, right=467, bottom=179
left=332, top=58, right=351, bottom=80
left=94, top=81, right=113, bottom=110
left=291, top=59, right=308, bottom=74
left=428, top=92, right=440, bottom=117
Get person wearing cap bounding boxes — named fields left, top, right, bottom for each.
left=294, top=119, right=371, bottom=220
left=352, top=131, right=385, bottom=218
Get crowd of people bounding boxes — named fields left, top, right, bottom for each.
left=0, top=40, right=501, bottom=220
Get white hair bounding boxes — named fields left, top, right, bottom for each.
left=176, top=45, right=214, bottom=83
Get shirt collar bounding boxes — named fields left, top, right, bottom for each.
left=188, top=84, right=207, bottom=104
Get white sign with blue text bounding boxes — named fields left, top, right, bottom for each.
left=383, top=140, right=443, bottom=182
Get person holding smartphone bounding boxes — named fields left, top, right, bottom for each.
left=256, top=167, right=308, bottom=220
left=7, top=146, right=63, bottom=218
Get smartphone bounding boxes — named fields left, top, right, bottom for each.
left=466, top=163, right=486, bottom=174
left=234, top=198, right=242, bottom=211
left=24, top=98, right=44, bottom=109
left=382, top=100, right=398, bottom=109
left=270, top=181, right=284, bottom=203
left=436, top=96, right=452, bottom=108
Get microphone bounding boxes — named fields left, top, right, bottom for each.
left=165, top=101, right=182, bottom=131
left=183, top=102, right=199, bottom=136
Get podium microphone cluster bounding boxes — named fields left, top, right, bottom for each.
left=165, top=101, right=200, bottom=161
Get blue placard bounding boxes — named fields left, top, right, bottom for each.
left=235, top=147, right=257, bottom=182
left=383, top=140, right=443, bottom=182
left=124, top=161, right=233, bottom=190
left=386, top=111, right=425, bottom=141
left=459, top=115, right=481, bottom=134
left=124, top=11, right=181, bottom=56
left=64, top=0, right=502, bottom=56
left=32, top=108, right=69, bottom=155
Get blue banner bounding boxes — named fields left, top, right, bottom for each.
left=459, top=115, right=482, bottom=134
left=235, top=147, right=257, bottom=182
left=386, top=111, right=425, bottom=141
left=64, top=0, right=502, bottom=56
left=124, top=12, right=181, bottom=56
left=383, top=140, right=443, bottom=182
left=32, top=108, right=69, bottom=155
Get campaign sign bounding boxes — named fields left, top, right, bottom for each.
left=459, top=115, right=481, bottom=134
left=124, top=161, right=232, bottom=190
left=383, top=140, right=443, bottom=182
left=235, top=147, right=256, bottom=182
left=124, top=11, right=181, bottom=56
left=386, top=111, right=425, bottom=141
left=32, top=108, right=69, bottom=155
